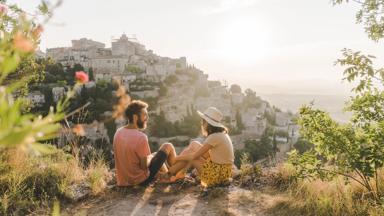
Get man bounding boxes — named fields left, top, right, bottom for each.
left=113, top=100, right=176, bottom=186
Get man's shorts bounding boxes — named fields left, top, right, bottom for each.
left=140, top=150, right=168, bottom=186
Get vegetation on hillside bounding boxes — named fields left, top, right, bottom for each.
left=278, top=1, right=384, bottom=214
left=0, top=1, right=112, bottom=214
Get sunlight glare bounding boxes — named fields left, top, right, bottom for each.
left=216, top=16, right=270, bottom=62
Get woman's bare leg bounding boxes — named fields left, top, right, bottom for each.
left=168, top=141, right=204, bottom=175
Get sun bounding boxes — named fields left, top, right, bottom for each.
left=216, top=16, right=270, bottom=62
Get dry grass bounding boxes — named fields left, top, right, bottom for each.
left=269, top=163, right=384, bottom=216
left=86, top=157, right=111, bottom=195
left=0, top=146, right=111, bottom=215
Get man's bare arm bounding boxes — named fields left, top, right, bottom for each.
left=139, top=154, right=154, bottom=170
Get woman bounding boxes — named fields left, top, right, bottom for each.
left=164, top=106, right=234, bottom=187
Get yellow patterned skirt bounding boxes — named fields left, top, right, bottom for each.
left=200, top=159, right=232, bottom=187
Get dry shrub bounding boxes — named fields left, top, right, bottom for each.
left=0, top=145, right=107, bottom=215
left=238, top=153, right=262, bottom=186
left=86, top=157, right=111, bottom=195
left=270, top=163, right=297, bottom=190
left=269, top=163, right=384, bottom=216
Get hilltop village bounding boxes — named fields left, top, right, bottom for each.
left=28, top=34, right=298, bottom=160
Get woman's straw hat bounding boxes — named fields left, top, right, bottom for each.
left=197, top=107, right=225, bottom=128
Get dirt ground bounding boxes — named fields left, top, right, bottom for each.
left=62, top=182, right=289, bottom=216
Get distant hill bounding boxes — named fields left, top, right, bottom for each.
left=260, top=94, right=352, bottom=123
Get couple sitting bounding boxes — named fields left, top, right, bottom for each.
left=113, top=100, right=234, bottom=188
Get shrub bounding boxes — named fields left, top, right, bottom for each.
left=86, top=157, right=111, bottom=195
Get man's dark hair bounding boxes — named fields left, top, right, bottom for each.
left=125, top=100, right=148, bottom=123
left=201, top=119, right=228, bottom=136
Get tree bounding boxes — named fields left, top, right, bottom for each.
left=235, top=109, right=245, bottom=130
left=230, top=84, right=242, bottom=94
left=333, top=0, right=384, bottom=41
left=293, top=137, right=314, bottom=154
left=243, top=88, right=263, bottom=109
left=289, top=0, right=384, bottom=201
left=234, top=127, right=276, bottom=166
left=88, top=67, right=95, bottom=81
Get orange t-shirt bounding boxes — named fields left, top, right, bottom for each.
left=113, top=128, right=151, bottom=186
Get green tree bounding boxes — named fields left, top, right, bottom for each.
left=230, top=84, right=242, bottom=94
left=243, top=88, right=263, bottom=109
left=88, top=67, right=95, bottom=81
left=289, top=0, right=384, bottom=201
left=235, top=109, right=245, bottom=130
left=234, top=127, right=276, bottom=166
left=293, top=137, right=314, bottom=154
left=333, top=0, right=384, bottom=41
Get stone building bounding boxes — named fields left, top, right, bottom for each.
left=52, top=87, right=66, bottom=102
left=90, top=56, right=130, bottom=74
left=27, top=91, right=45, bottom=107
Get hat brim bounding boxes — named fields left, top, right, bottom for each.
left=197, top=110, right=226, bottom=128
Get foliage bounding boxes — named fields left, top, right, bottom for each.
left=194, top=85, right=210, bottom=98
left=88, top=67, right=95, bottom=81
left=0, top=0, right=66, bottom=153
left=0, top=148, right=82, bottom=214
left=0, top=146, right=112, bottom=215
left=264, top=110, right=276, bottom=125
left=4, top=56, right=49, bottom=96
left=229, top=84, right=242, bottom=94
left=270, top=167, right=384, bottom=216
left=158, top=83, right=167, bottom=96
left=332, top=0, right=384, bottom=41
left=234, top=127, right=276, bottom=167
left=243, top=88, right=264, bottom=109
left=149, top=106, right=201, bottom=137
left=275, top=129, right=289, bottom=138
left=239, top=153, right=262, bottom=181
left=0, top=1, right=112, bottom=214
left=288, top=0, right=384, bottom=202
left=125, top=64, right=143, bottom=74
left=293, top=137, right=314, bottom=154
left=164, top=74, right=178, bottom=85
left=290, top=49, right=384, bottom=200
left=86, top=156, right=111, bottom=195
left=235, top=109, right=245, bottom=130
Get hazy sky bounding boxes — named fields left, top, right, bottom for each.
left=12, top=0, right=384, bottom=95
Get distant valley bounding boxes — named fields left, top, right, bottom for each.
left=260, top=93, right=352, bottom=123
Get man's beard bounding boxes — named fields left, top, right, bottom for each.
left=137, top=118, right=146, bottom=129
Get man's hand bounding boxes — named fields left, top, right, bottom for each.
left=140, top=153, right=154, bottom=170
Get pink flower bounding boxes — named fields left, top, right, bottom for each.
left=13, top=32, right=35, bottom=53
left=0, top=4, right=9, bottom=15
left=75, top=71, right=89, bottom=84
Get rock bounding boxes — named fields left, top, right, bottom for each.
left=64, top=183, right=91, bottom=202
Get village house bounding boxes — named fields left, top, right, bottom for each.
left=27, top=91, right=45, bottom=107
left=241, top=106, right=268, bottom=136
left=52, top=86, right=66, bottom=102
left=231, top=92, right=244, bottom=105
left=46, top=38, right=106, bottom=69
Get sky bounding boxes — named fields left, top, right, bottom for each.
left=11, top=0, right=384, bottom=95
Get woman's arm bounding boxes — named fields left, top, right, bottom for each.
left=175, top=143, right=212, bottom=162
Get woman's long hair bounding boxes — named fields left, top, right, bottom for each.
left=201, top=119, right=228, bottom=136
